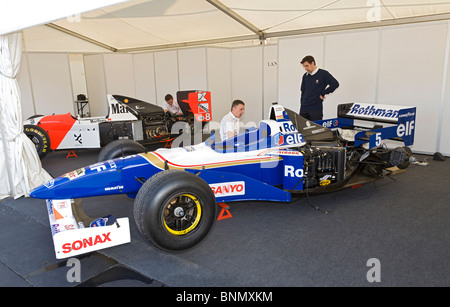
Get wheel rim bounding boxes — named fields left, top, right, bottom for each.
left=163, top=193, right=202, bottom=236
left=28, top=135, right=40, bottom=150
left=28, top=135, right=39, bottom=148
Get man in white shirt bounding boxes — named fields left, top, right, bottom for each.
left=220, top=100, right=245, bottom=141
left=163, top=94, right=183, bottom=116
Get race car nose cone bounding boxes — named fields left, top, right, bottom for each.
left=29, top=181, right=54, bottom=199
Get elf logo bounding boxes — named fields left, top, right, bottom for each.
left=284, top=133, right=304, bottom=145
left=397, top=120, right=415, bottom=137
left=62, top=232, right=111, bottom=254
left=210, top=181, right=245, bottom=197
left=322, top=120, right=338, bottom=128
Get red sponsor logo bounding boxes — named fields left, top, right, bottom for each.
left=210, top=181, right=245, bottom=197
left=62, top=232, right=111, bottom=254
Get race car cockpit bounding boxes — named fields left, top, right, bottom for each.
left=207, top=104, right=311, bottom=153
left=208, top=121, right=278, bottom=153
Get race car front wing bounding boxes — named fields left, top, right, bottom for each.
left=46, top=199, right=130, bottom=259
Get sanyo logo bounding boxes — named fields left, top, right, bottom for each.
left=397, top=120, right=415, bottom=137
left=284, top=165, right=304, bottom=178
left=210, top=181, right=245, bottom=197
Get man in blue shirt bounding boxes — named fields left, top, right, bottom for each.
left=300, top=55, right=339, bottom=121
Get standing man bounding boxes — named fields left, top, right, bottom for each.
left=220, top=100, right=245, bottom=141
left=300, top=55, right=339, bottom=121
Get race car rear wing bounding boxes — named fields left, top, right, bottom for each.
left=177, top=90, right=212, bottom=122
left=315, top=103, right=416, bottom=148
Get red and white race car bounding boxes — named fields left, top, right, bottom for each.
left=23, top=91, right=212, bottom=159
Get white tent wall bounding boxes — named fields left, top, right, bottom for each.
left=133, top=52, right=157, bottom=104
left=231, top=46, right=262, bottom=129
left=378, top=22, right=448, bottom=155
left=154, top=50, right=180, bottom=107
left=324, top=30, right=380, bottom=119
left=104, top=53, right=136, bottom=99
left=441, top=22, right=450, bottom=156
left=263, top=44, right=278, bottom=119
left=17, top=53, right=75, bottom=119
left=178, top=48, right=208, bottom=91
left=206, top=47, right=232, bottom=125
left=69, top=54, right=88, bottom=102
left=83, top=54, right=108, bottom=116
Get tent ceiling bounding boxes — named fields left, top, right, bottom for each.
left=22, top=0, right=450, bottom=53
left=0, top=0, right=130, bottom=36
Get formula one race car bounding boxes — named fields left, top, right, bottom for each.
left=30, top=101, right=416, bottom=259
left=23, top=91, right=212, bottom=159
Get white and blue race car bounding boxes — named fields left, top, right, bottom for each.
left=30, top=102, right=416, bottom=258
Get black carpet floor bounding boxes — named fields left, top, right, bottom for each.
left=1, top=149, right=449, bottom=287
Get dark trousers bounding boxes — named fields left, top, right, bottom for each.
left=300, top=108, right=323, bottom=121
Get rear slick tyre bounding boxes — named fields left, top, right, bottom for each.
left=133, top=170, right=217, bottom=252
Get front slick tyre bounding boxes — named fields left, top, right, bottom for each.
left=134, top=170, right=217, bottom=252
left=24, top=124, right=50, bottom=159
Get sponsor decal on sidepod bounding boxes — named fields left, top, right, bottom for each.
left=209, top=181, right=245, bottom=197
